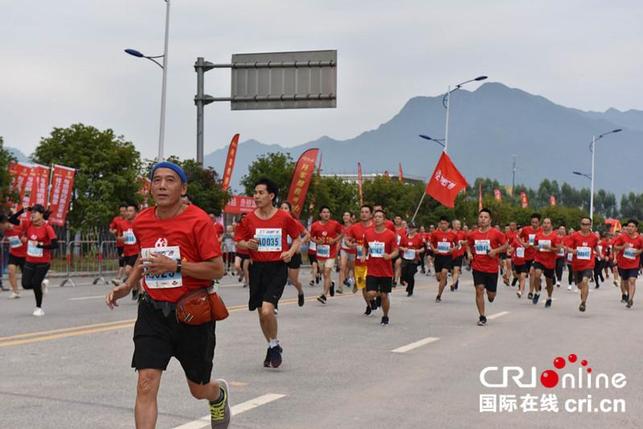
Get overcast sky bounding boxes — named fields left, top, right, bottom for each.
left=2, top=0, right=642, bottom=161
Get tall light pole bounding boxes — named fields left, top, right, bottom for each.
left=512, top=154, right=517, bottom=191
left=442, top=76, right=487, bottom=152
left=588, top=128, right=622, bottom=221
left=124, top=0, right=171, bottom=161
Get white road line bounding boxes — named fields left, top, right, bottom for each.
left=68, top=295, right=106, bottom=301
left=487, top=311, right=510, bottom=320
left=392, top=337, right=440, bottom=353
left=172, top=393, right=286, bottom=429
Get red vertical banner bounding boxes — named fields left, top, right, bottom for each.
left=8, top=162, right=32, bottom=210
left=520, top=192, right=529, bottom=208
left=221, top=133, right=240, bottom=191
left=478, top=183, right=483, bottom=211
left=398, top=162, right=404, bottom=183
left=549, top=195, right=557, bottom=207
left=287, top=148, right=319, bottom=218
left=28, top=164, right=51, bottom=208
left=494, top=188, right=502, bottom=202
left=48, top=165, right=76, bottom=226
left=357, top=162, right=364, bottom=206
left=138, top=177, right=152, bottom=208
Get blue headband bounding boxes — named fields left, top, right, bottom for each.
left=150, top=161, right=188, bottom=183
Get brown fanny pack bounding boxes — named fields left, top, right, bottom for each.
left=176, top=285, right=229, bottom=325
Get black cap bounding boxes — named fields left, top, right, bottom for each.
left=31, top=204, right=46, bottom=214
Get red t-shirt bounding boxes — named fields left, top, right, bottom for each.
left=452, top=230, right=467, bottom=257
left=133, top=204, right=221, bottom=303
left=394, top=226, right=407, bottom=246
left=534, top=231, right=560, bottom=270
left=340, top=223, right=357, bottom=254
left=613, top=233, right=643, bottom=269
left=214, top=222, right=224, bottom=237
left=235, top=209, right=304, bottom=262
left=310, top=220, right=343, bottom=260
left=519, top=226, right=542, bottom=261
left=431, top=230, right=457, bottom=256
left=24, top=223, right=57, bottom=264
left=555, top=234, right=567, bottom=259
left=401, top=233, right=424, bottom=261
left=568, top=231, right=599, bottom=272
left=364, top=227, right=398, bottom=277
left=118, top=218, right=139, bottom=257
left=467, top=228, right=507, bottom=273
left=7, top=223, right=26, bottom=258
left=346, top=221, right=373, bottom=267
left=384, top=220, right=395, bottom=233
left=110, top=216, right=126, bottom=247
left=510, top=237, right=527, bottom=266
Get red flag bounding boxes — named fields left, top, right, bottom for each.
left=221, top=134, right=240, bottom=191
left=494, top=188, right=502, bottom=202
left=549, top=195, right=557, bottom=207
left=425, top=152, right=468, bottom=208
left=520, top=192, right=529, bottom=208
left=287, top=148, right=320, bottom=217
left=48, top=165, right=75, bottom=226
left=8, top=162, right=32, bottom=211
left=19, top=164, right=50, bottom=211
left=357, top=162, right=364, bottom=206
left=398, top=162, right=404, bottom=183
left=478, top=183, right=483, bottom=211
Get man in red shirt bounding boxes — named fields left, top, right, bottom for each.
left=503, top=222, right=519, bottom=286
left=430, top=216, right=456, bottom=302
left=361, top=209, right=398, bottom=325
left=509, top=234, right=528, bottom=299
left=310, top=206, right=343, bottom=304
left=109, top=204, right=128, bottom=280
left=466, top=209, right=508, bottom=326
left=105, top=162, right=230, bottom=429
left=450, top=219, right=466, bottom=291
left=518, top=213, right=542, bottom=300
left=234, top=213, right=251, bottom=288
left=7, top=208, right=28, bottom=298
left=613, top=219, right=643, bottom=308
left=338, top=211, right=356, bottom=294
left=532, top=218, right=561, bottom=308
left=399, top=222, right=424, bottom=297
left=112, top=204, right=141, bottom=296
left=565, top=217, right=600, bottom=312
left=393, top=215, right=406, bottom=286
left=235, top=177, right=303, bottom=368
left=345, top=204, right=376, bottom=314
left=554, top=225, right=567, bottom=288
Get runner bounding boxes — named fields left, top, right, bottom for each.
left=112, top=204, right=141, bottom=300
left=0, top=214, right=14, bottom=293
left=503, top=222, right=519, bottom=286
left=362, top=209, right=399, bottom=325
left=532, top=218, right=561, bottom=307
left=430, top=216, right=456, bottom=302
left=450, top=219, right=466, bottom=291
left=221, top=225, right=236, bottom=275
left=399, top=222, right=424, bottom=297
left=235, top=177, right=304, bottom=368
left=565, top=217, right=600, bottom=312
left=307, top=224, right=321, bottom=287
left=466, top=208, right=508, bottom=326
left=234, top=213, right=251, bottom=288
left=418, top=226, right=428, bottom=274
left=519, top=213, right=542, bottom=300
left=279, top=201, right=308, bottom=307
left=613, top=219, right=643, bottom=308
left=105, top=161, right=230, bottom=428
left=109, top=203, right=128, bottom=281
left=555, top=225, right=567, bottom=288
left=565, top=227, right=577, bottom=291
left=338, top=211, right=356, bottom=294
left=593, top=232, right=607, bottom=288
left=7, top=208, right=27, bottom=298
left=509, top=232, right=528, bottom=298
left=21, top=204, right=58, bottom=316
left=345, top=204, right=376, bottom=314
left=310, top=206, right=343, bottom=304
left=393, top=215, right=406, bottom=286
left=606, top=231, right=622, bottom=288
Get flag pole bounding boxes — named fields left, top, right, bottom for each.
left=410, top=192, right=427, bottom=224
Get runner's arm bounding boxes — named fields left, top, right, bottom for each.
left=9, top=209, right=24, bottom=225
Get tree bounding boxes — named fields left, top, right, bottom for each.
left=32, top=124, right=141, bottom=232
left=621, top=193, right=643, bottom=220
left=240, top=152, right=295, bottom=199
left=0, top=136, right=16, bottom=203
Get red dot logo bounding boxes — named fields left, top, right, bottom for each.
left=540, top=370, right=559, bottom=388
left=587, top=368, right=593, bottom=373
left=568, top=354, right=578, bottom=363
left=581, top=360, right=588, bottom=367
left=553, top=357, right=566, bottom=369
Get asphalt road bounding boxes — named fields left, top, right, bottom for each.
left=1, top=268, right=641, bottom=429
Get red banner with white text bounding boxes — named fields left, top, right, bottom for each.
left=425, top=152, right=468, bottom=208
left=47, top=165, right=75, bottom=226
left=287, top=148, right=320, bottom=217
left=221, top=133, right=240, bottom=191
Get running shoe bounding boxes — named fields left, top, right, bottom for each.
left=309, top=280, right=315, bottom=287
left=567, top=285, right=572, bottom=291
left=263, top=348, right=271, bottom=367
left=268, top=345, right=283, bottom=368
left=298, top=293, right=305, bottom=307
left=621, top=294, right=627, bottom=303
left=32, top=307, right=45, bottom=317
left=375, top=296, right=382, bottom=309
left=450, top=285, right=455, bottom=292
left=477, top=315, right=487, bottom=326
left=527, top=292, right=533, bottom=300
left=343, top=279, right=350, bottom=287
left=435, top=295, right=442, bottom=303
left=556, top=281, right=561, bottom=288
left=380, top=316, right=389, bottom=326
left=9, top=292, right=20, bottom=299
left=209, top=379, right=231, bottom=429
left=316, top=275, right=321, bottom=284
left=545, top=298, right=552, bottom=308
left=370, top=299, right=378, bottom=310
left=330, top=282, right=335, bottom=296
left=532, top=294, right=540, bottom=305
left=111, top=278, right=121, bottom=286
left=454, top=280, right=459, bottom=290
left=613, top=280, right=619, bottom=287
left=626, top=299, right=633, bottom=309
left=579, top=302, right=586, bottom=312
left=364, top=305, right=372, bottom=315
left=516, top=291, right=522, bottom=299
left=316, top=294, right=327, bottom=304
left=352, top=285, right=358, bottom=294
left=407, top=291, right=413, bottom=297
left=511, top=278, right=518, bottom=287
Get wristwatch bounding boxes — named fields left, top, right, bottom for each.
left=175, top=259, right=182, bottom=273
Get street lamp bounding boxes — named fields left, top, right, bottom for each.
left=588, top=128, right=622, bottom=221
left=418, top=134, right=445, bottom=148
left=442, top=75, right=487, bottom=152
left=124, top=0, right=171, bottom=161
left=572, top=171, right=592, bottom=181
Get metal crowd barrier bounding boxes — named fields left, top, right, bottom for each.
left=58, top=240, right=119, bottom=287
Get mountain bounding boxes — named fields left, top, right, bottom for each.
left=205, top=82, right=643, bottom=196
left=8, top=147, right=28, bottom=162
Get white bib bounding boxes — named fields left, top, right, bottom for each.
left=141, top=246, right=183, bottom=289
left=356, top=245, right=365, bottom=258
left=566, top=252, right=573, bottom=262
left=528, top=234, right=536, bottom=246
left=369, top=241, right=385, bottom=258
left=623, top=247, right=637, bottom=260
left=9, top=235, right=22, bottom=249
left=403, top=248, right=416, bottom=260
left=123, top=229, right=137, bottom=245
left=317, top=244, right=331, bottom=258
left=538, top=239, right=551, bottom=252
left=474, top=240, right=491, bottom=255
left=27, top=240, right=43, bottom=258
left=515, top=247, right=525, bottom=259
left=437, top=241, right=451, bottom=254
left=255, top=228, right=282, bottom=252
left=309, top=241, right=317, bottom=251
left=576, top=246, right=591, bottom=261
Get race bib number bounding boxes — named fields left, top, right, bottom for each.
left=474, top=240, right=491, bottom=255
left=27, top=240, right=43, bottom=258
left=123, top=229, right=137, bottom=245
left=437, top=241, right=451, bottom=253
left=623, top=247, right=637, bottom=260
left=356, top=245, right=364, bottom=258
left=141, top=246, right=182, bottom=289
left=9, top=235, right=22, bottom=249
left=576, top=246, right=591, bottom=260
left=369, top=241, right=385, bottom=258
left=396, top=235, right=401, bottom=245
left=558, top=247, right=565, bottom=256
left=566, top=252, right=573, bottom=262
left=317, top=244, right=331, bottom=258
left=528, top=234, right=536, bottom=246
left=403, top=249, right=416, bottom=260
left=538, top=240, right=551, bottom=252
left=255, top=228, right=282, bottom=252
left=309, top=241, right=317, bottom=251
left=515, top=247, right=525, bottom=259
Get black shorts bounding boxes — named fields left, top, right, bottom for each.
left=21, top=262, right=50, bottom=290
left=532, top=262, right=555, bottom=279
left=499, top=252, right=508, bottom=260
left=117, top=247, right=126, bottom=268
left=472, top=270, right=498, bottom=292
left=366, top=275, right=392, bottom=294
left=117, top=246, right=124, bottom=257
left=132, top=297, right=215, bottom=385
left=237, top=252, right=250, bottom=261
left=8, top=254, right=25, bottom=270
left=249, top=261, right=288, bottom=311
left=308, top=253, right=317, bottom=265
left=573, top=269, right=594, bottom=284
left=618, top=268, right=639, bottom=280
left=513, top=263, right=530, bottom=274
left=451, top=255, right=464, bottom=268
left=524, top=259, right=534, bottom=270
left=287, top=252, right=302, bottom=269
left=123, top=254, right=138, bottom=268
left=434, top=255, right=453, bottom=272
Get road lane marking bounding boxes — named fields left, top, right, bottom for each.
left=172, top=393, right=286, bottom=429
left=487, top=311, right=510, bottom=320
left=392, top=337, right=440, bottom=353
left=69, top=295, right=107, bottom=301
